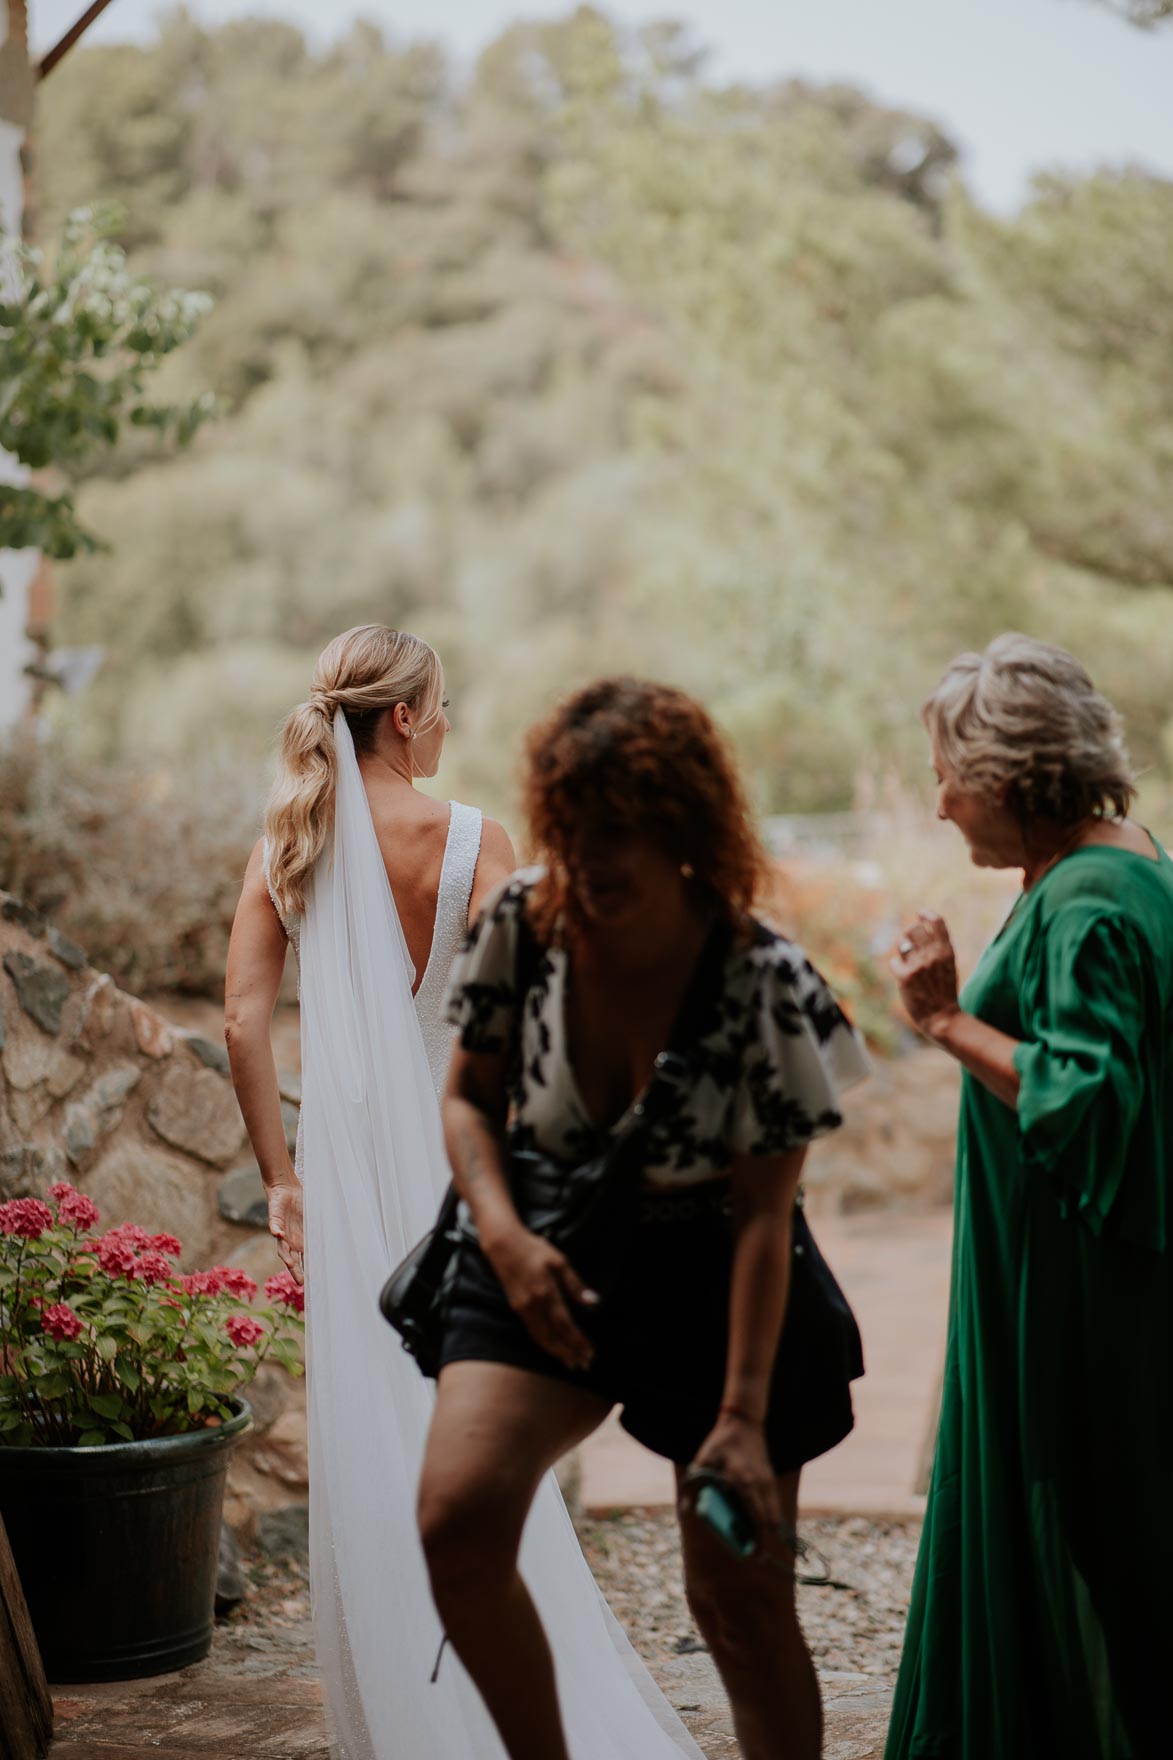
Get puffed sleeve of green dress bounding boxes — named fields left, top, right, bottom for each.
left=1012, top=900, right=1152, bottom=1239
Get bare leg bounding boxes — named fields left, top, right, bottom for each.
left=677, top=1467, right=821, bottom=1760
left=418, top=1361, right=611, bottom=1760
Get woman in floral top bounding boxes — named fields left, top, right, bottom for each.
left=417, top=679, right=869, bottom=1760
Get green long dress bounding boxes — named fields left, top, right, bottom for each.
left=885, top=843, right=1173, bottom=1760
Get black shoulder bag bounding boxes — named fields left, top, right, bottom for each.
left=379, top=915, right=731, bottom=1378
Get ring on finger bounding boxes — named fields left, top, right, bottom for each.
left=899, top=938, right=914, bottom=955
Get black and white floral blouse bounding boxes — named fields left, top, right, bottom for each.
left=444, top=871, right=870, bottom=1190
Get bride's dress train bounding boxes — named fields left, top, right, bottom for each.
left=294, top=712, right=703, bottom=1759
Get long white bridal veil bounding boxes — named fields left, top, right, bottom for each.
left=298, top=711, right=703, bottom=1760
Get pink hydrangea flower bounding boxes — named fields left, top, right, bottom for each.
left=51, top=1184, right=100, bottom=1233
left=225, top=1314, right=265, bottom=1349
left=179, top=1269, right=225, bottom=1298
left=213, top=1265, right=258, bottom=1302
left=107, top=1223, right=152, bottom=1251
left=263, top=1271, right=305, bottom=1315
left=41, top=1303, right=84, bottom=1342
left=96, top=1234, right=139, bottom=1276
left=0, top=1198, right=54, bottom=1240
left=150, top=1233, right=183, bottom=1258
left=134, top=1251, right=175, bottom=1287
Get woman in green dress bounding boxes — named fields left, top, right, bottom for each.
left=886, top=633, right=1172, bottom=1760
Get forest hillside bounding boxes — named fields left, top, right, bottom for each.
left=5, top=5, right=1170, bottom=991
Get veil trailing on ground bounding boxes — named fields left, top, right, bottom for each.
left=297, top=710, right=704, bottom=1759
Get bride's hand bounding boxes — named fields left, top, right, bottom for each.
left=267, top=1181, right=305, bottom=1286
left=486, top=1227, right=599, bottom=1371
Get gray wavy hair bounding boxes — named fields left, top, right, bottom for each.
left=924, top=634, right=1135, bottom=826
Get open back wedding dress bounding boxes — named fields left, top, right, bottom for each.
left=281, top=712, right=704, bottom=1760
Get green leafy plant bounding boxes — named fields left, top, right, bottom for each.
left=0, top=1185, right=303, bottom=1448
left=0, top=205, right=215, bottom=560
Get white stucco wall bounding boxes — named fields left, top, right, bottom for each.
left=0, top=2, right=34, bottom=735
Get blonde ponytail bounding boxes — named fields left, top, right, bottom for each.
left=264, top=626, right=441, bottom=915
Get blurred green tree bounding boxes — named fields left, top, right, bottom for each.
left=24, top=5, right=1172, bottom=825
left=0, top=205, right=214, bottom=559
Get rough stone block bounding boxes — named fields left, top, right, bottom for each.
left=215, top=1521, right=247, bottom=1615
left=0, top=1145, right=35, bottom=1199
left=86, top=1139, right=218, bottom=1264
left=1, top=897, right=44, bottom=937
left=148, top=1064, right=246, bottom=1166
left=187, top=1034, right=231, bottom=1075
left=68, top=973, right=130, bottom=1054
left=64, top=1101, right=98, bottom=1168
left=131, top=1000, right=175, bottom=1060
left=63, top=1065, right=144, bottom=1169
left=3, top=1030, right=60, bottom=1091
left=219, top=1162, right=269, bottom=1227
left=2, top=951, right=70, bottom=1035
left=1, top=1143, right=67, bottom=1200
left=9, top=1085, right=53, bottom=1135
left=47, top=926, right=87, bottom=971
left=256, top=1503, right=310, bottom=1562
left=91, top=1064, right=143, bottom=1111
left=30, top=1144, right=67, bottom=1188
left=252, top=1412, right=309, bottom=1490
left=46, top=1049, right=87, bottom=1100
left=239, top=1362, right=297, bottom=1436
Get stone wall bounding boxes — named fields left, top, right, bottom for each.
left=0, top=889, right=306, bottom=1538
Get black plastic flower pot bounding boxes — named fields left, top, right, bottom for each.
left=0, top=1400, right=252, bottom=1682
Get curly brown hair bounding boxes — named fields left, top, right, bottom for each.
left=522, top=677, right=769, bottom=938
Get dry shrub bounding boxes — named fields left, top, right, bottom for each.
left=758, top=783, right=1023, bottom=1050
left=0, top=735, right=261, bottom=996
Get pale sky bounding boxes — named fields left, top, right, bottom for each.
left=30, top=0, right=1173, bottom=211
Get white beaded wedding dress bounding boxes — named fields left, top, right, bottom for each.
left=275, top=711, right=703, bottom=1760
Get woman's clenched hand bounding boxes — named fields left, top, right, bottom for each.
left=486, top=1227, right=599, bottom=1371
left=689, top=1412, right=781, bottom=1537
left=890, top=910, right=962, bottom=1042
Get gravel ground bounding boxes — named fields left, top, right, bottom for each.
left=579, top=1510, right=921, bottom=1683
left=218, top=1511, right=920, bottom=1686
left=217, top=1549, right=318, bottom=1677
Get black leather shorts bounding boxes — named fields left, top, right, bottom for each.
left=438, top=1180, right=863, bottom=1475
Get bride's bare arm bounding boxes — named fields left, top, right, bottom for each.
left=443, top=1045, right=595, bottom=1369
left=225, top=838, right=303, bottom=1278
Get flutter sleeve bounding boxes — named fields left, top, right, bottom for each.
left=729, top=940, right=871, bottom=1157
left=1013, top=903, right=1147, bottom=1234
left=443, top=877, right=525, bottom=1054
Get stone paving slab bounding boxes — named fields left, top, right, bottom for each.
left=49, top=1653, right=891, bottom=1758
left=580, top=1211, right=953, bottom=1517
left=50, top=1671, right=329, bottom=1759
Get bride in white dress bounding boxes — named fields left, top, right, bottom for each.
left=225, top=625, right=702, bottom=1760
